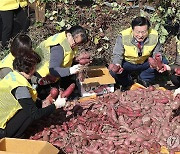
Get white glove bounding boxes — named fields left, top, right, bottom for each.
left=70, top=64, right=82, bottom=75
left=173, top=87, right=180, bottom=98
left=53, top=95, right=67, bottom=109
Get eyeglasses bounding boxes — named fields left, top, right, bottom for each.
left=134, top=30, right=148, bottom=35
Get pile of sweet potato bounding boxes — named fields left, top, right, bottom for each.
left=27, top=88, right=180, bottom=153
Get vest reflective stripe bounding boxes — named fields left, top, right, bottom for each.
left=0, top=53, right=14, bottom=70
left=36, top=32, right=78, bottom=77
left=0, top=0, right=27, bottom=11
left=121, top=28, right=158, bottom=64
left=0, top=71, right=37, bottom=129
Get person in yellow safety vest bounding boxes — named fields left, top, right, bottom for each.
left=109, top=16, right=168, bottom=91
left=0, top=33, right=56, bottom=86
left=0, top=34, right=32, bottom=79
left=0, top=51, right=67, bottom=138
left=0, top=0, right=29, bottom=49
left=34, top=25, right=88, bottom=100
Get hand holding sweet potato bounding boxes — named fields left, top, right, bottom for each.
left=76, top=52, right=91, bottom=65
left=148, top=54, right=165, bottom=72
left=175, top=67, right=180, bottom=76
left=108, top=63, right=124, bottom=74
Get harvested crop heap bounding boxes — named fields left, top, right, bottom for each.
left=28, top=88, right=180, bottom=153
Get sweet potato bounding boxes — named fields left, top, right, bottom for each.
left=154, top=97, right=169, bottom=104
left=175, top=68, right=180, bottom=76
left=79, top=58, right=91, bottom=65
left=50, top=88, right=59, bottom=99
left=155, top=53, right=163, bottom=70
left=38, top=74, right=57, bottom=85
left=64, top=145, right=74, bottom=153
left=148, top=57, right=157, bottom=69
left=61, top=83, right=75, bottom=98
left=76, top=52, right=90, bottom=61
left=45, top=87, right=59, bottom=103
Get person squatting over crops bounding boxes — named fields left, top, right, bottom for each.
left=34, top=25, right=88, bottom=99
left=159, top=33, right=180, bottom=96
left=109, top=16, right=168, bottom=91
left=0, top=0, right=30, bottom=49
left=0, top=51, right=67, bottom=139
left=0, top=34, right=32, bottom=79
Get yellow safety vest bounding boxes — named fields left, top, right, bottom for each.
left=0, top=0, right=27, bottom=11
left=121, top=28, right=158, bottom=64
left=0, top=71, right=37, bottom=129
left=36, top=31, right=78, bottom=77
left=0, top=53, right=14, bottom=70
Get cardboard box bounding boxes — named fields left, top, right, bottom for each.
left=79, top=66, right=115, bottom=97
left=0, top=138, right=59, bottom=154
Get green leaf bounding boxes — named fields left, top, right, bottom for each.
left=52, top=11, right=58, bottom=15
left=161, top=26, right=168, bottom=36
left=94, top=36, right=100, bottom=45
left=50, top=16, right=54, bottom=20
left=28, top=0, right=35, bottom=3
left=112, top=2, right=118, bottom=7
left=102, top=36, right=109, bottom=41
left=59, top=19, right=66, bottom=27
left=159, top=36, right=166, bottom=44
left=103, top=43, right=109, bottom=49
left=97, top=47, right=103, bottom=52
left=155, top=23, right=160, bottom=30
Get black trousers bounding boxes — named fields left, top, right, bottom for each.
left=0, top=109, right=32, bottom=139
left=170, top=73, right=180, bottom=87
left=0, top=7, right=29, bottom=47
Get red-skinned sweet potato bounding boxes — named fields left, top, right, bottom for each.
left=61, top=83, right=75, bottom=98
left=175, top=67, right=180, bottom=76
left=76, top=52, right=90, bottom=61
left=79, top=58, right=91, bottom=65
left=155, top=53, right=163, bottom=70
left=148, top=57, right=157, bottom=69
left=50, top=88, right=59, bottom=99
left=45, top=87, right=59, bottom=103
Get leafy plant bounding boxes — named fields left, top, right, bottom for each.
left=150, top=0, right=180, bottom=43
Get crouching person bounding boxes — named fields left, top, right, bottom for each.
left=0, top=51, right=66, bottom=138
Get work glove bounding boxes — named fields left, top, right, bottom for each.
left=70, top=64, right=82, bottom=75
left=53, top=95, right=67, bottom=109
left=173, top=87, right=180, bottom=98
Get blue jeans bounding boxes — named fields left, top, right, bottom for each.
left=110, top=57, right=168, bottom=87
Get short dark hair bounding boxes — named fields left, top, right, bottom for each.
left=13, top=51, right=41, bottom=74
left=131, top=17, right=151, bottom=30
left=10, top=34, right=32, bottom=57
left=66, top=25, right=88, bottom=44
